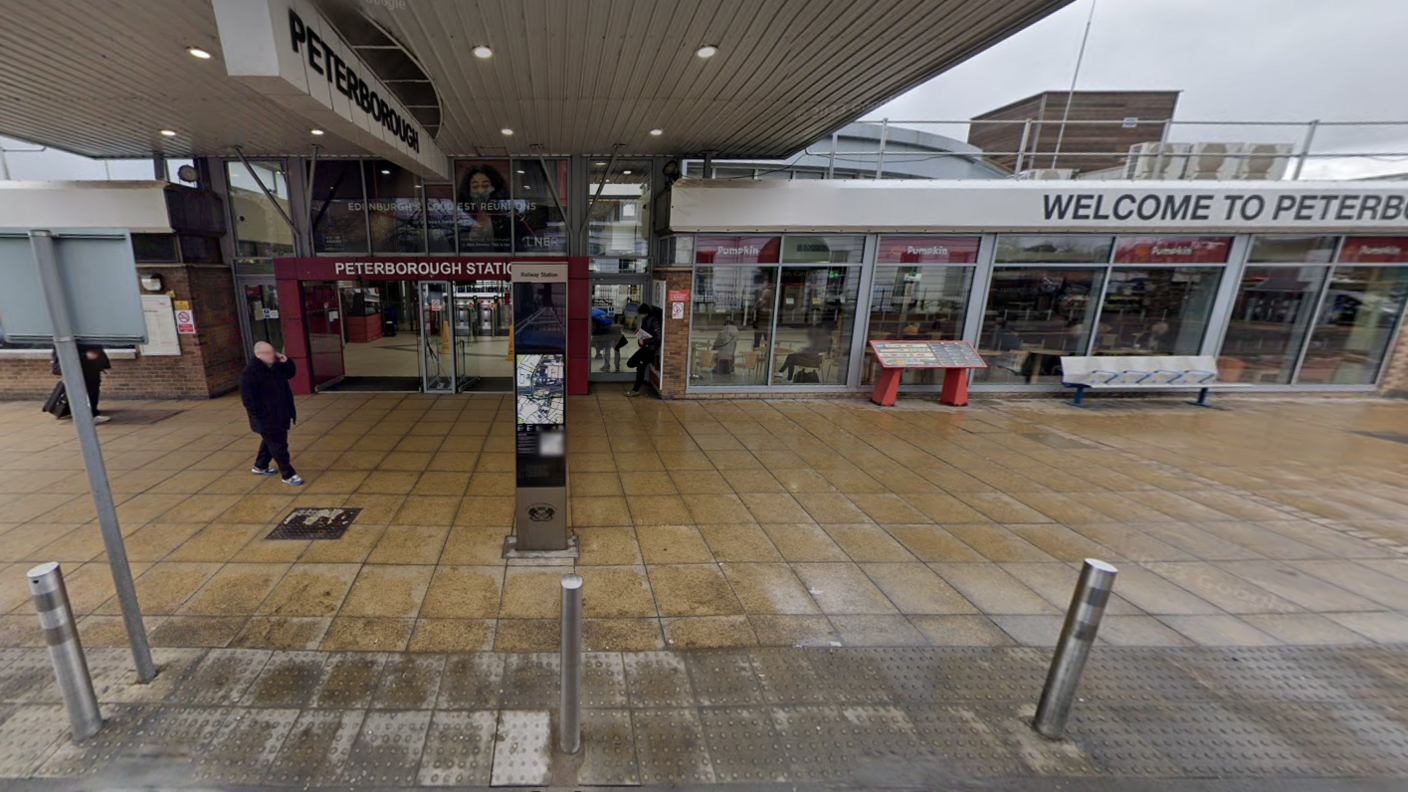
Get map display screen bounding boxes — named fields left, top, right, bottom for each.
left=516, top=353, right=565, bottom=425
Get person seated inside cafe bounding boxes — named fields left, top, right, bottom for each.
left=778, top=324, right=832, bottom=381
left=712, top=319, right=738, bottom=374
left=989, top=317, right=1023, bottom=351
left=1134, top=320, right=1173, bottom=354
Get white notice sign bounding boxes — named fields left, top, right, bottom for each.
left=140, top=295, right=180, bottom=356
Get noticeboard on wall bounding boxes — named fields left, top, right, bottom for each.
left=139, top=295, right=181, bottom=356
left=0, top=230, right=147, bottom=344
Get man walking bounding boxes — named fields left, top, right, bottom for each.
left=240, top=341, right=303, bottom=486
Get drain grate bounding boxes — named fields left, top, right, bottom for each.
left=266, top=507, right=360, bottom=540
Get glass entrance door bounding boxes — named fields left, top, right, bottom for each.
left=588, top=278, right=648, bottom=381
left=419, top=281, right=454, bottom=393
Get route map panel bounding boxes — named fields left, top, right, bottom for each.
left=516, top=353, right=565, bottom=425
left=870, top=340, right=987, bottom=369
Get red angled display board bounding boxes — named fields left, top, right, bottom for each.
left=868, top=340, right=987, bottom=407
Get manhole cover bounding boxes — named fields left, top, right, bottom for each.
left=266, top=507, right=361, bottom=540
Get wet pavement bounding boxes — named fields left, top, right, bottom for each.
left=1, top=391, right=1407, bottom=785
left=0, top=392, right=1406, bottom=653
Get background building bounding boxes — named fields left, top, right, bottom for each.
left=968, top=90, right=1181, bottom=174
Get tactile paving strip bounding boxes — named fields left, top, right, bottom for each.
left=632, top=707, right=715, bottom=785
left=686, top=650, right=764, bottom=707
left=416, top=710, right=495, bottom=787
left=264, top=709, right=365, bottom=787
left=499, top=653, right=559, bottom=710
left=1230, top=698, right=1408, bottom=777
left=32, top=703, right=150, bottom=779
left=169, top=649, right=271, bottom=706
left=192, top=707, right=298, bottom=786
left=308, top=653, right=387, bottom=709
left=699, top=707, right=788, bottom=783
left=1109, top=701, right=1328, bottom=776
left=582, top=652, right=628, bottom=708
left=770, top=704, right=917, bottom=783
left=752, top=648, right=830, bottom=704
left=240, top=651, right=325, bottom=708
left=0, top=705, right=71, bottom=777
left=903, top=704, right=1029, bottom=778
left=266, top=506, right=361, bottom=540
left=0, top=652, right=60, bottom=704
left=490, top=710, right=551, bottom=787
left=337, top=709, right=432, bottom=787
left=371, top=654, right=445, bottom=710
left=805, top=650, right=897, bottom=704
left=437, top=653, right=505, bottom=710
left=625, top=652, right=694, bottom=708
left=579, top=709, right=639, bottom=786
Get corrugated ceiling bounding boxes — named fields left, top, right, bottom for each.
left=0, top=0, right=1071, bottom=160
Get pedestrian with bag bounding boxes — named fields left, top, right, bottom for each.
left=625, top=304, right=661, bottom=397
left=44, top=343, right=111, bottom=423
left=240, top=341, right=303, bottom=486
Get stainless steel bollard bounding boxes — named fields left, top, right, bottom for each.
left=559, top=573, right=583, bottom=754
left=1032, top=558, right=1118, bottom=740
left=28, top=563, right=102, bottom=741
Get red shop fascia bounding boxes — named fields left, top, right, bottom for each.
left=272, top=256, right=590, bottom=395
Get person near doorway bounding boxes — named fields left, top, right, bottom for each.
left=625, top=304, right=661, bottom=397
left=47, top=343, right=111, bottom=423
left=240, top=341, right=303, bottom=486
left=591, top=306, right=622, bottom=372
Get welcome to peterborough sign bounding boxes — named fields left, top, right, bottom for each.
left=213, top=0, right=447, bottom=179
left=668, top=180, right=1408, bottom=234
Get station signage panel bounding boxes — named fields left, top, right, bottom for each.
left=511, top=262, right=569, bottom=552
left=272, top=257, right=517, bottom=281
left=877, top=236, right=982, bottom=264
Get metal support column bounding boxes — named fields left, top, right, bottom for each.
left=874, top=118, right=890, bottom=179
left=31, top=231, right=156, bottom=684
left=1291, top=119, right=1321, bottom=181
left=28, top=563, right=102, bottom=741
left=1032, top=559, right=1118, bottom=739
left=559, top=573, right=583, bottom=754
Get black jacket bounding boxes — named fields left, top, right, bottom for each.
left=240, top=357, right=297, bottom=433
left=639, top=310, right=663, bottom=352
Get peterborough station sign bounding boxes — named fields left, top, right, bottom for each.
left=1042, top=191, right=1408, bottom=224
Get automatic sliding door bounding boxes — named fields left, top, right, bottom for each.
left=419, top=281, right=454, bottom=393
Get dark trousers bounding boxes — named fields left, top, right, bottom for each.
left=628, top=347, right=654, bottom=392
left=255, top=431, right=296, bottom=478
left=85, top=373, right=101, bottom=416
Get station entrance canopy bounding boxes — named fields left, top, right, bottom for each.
left=0, top=0, right=1072, bottom=163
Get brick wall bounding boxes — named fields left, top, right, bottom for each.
left=654, top=267, right=693, bottom=399
left=0, top=264, right=245, bottom=402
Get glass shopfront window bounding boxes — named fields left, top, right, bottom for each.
left=1298, top=265, right=1408, bottom=384
left=455, top=160, right=513, bottom=253
left=771, top=266, right=860, bottom=386
left=309, top=161, right=368, bottom=254
left=781, top=235, right=864, bottom=264
left=863, top=236, right=981, bottom=385
left=228, top=160, right=295, bottom=258
left=1220, top=266, right=1329, bottom=384
left=425, top=182, right=456, bottom=253
left=365, top=162, right=426, bottom=254
left=1094, top=267, right=1222, bottom=355
left=1248, top=235, right=1338, bottom=263
left=588, top=159, right=650, bottom=257
left=977, top=267, right=1107, bottom=384
left=996, top=235, right=1114, bottom=264
left=689, top=266, right=777, bottom=386
left=515, top=160, right=569, bottom=254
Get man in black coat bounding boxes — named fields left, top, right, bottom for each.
left=240, top=341, right=303, bottom=486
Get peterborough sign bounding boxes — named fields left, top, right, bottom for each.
left=213, top=0, right=447, bottom=178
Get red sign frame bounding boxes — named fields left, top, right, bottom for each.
left=273, top=257, right=537, bottom=281
left=876, top=236, right=982, bottom=264
left=1338, top=237, right=1408, bottom=263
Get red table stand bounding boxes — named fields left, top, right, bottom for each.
left=868, top=340, right=987, bottom=407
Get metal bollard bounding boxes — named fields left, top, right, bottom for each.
left=28, top=563, right=102, bottom=741
left=559, top=573, right=583, bottom=754
left=1032, top=558, right=1118, bottom=740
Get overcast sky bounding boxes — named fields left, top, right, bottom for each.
left=4, top=0, right=1407, bottom=180
left=866, top=0, right=1408, bottom=178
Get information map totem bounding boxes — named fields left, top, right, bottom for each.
left=868, top=340, right=987, bottom=407
left=511, top=263, right=569, bottom=551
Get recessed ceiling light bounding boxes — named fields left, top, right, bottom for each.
left=501, top=128, right=514, bottom=136
left=622, top=170, right=632, bottom=174
left=516, top=169, right=525, bottom=174
left=696, top=45, right=718, bottom=58
left=473, top=46, right=493, bottom=59
left=188, top=47, right=212, bottom=60
left=594, top=161, right=606, bottom=166
left=649, top=129, right=663, bottom=136
left=380, top=169, right=391, bottom=175
left=311, top=129, right=325, bottom=135
left=159, top=129, right=177, bottom=137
